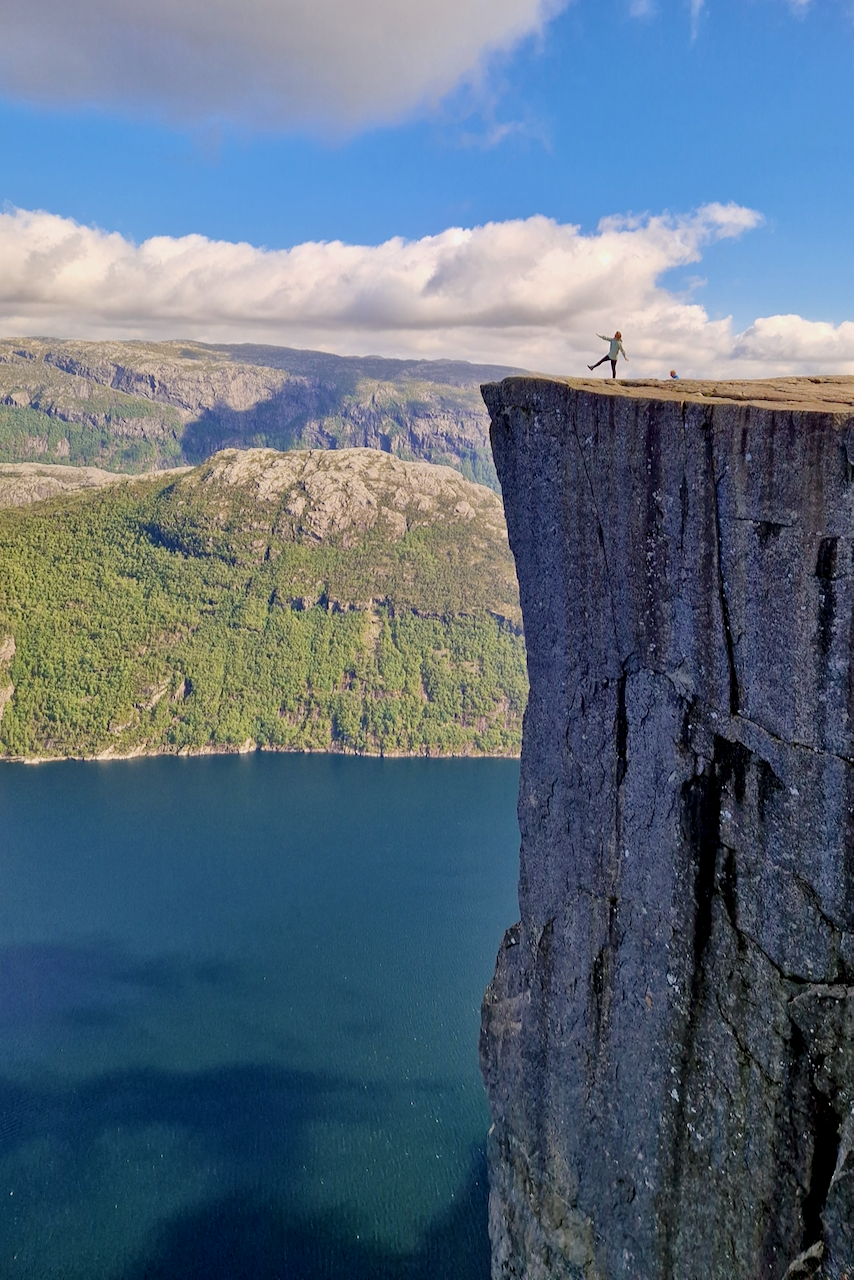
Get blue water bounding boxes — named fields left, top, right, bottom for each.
left=0, top=754, right=520, bottom=1279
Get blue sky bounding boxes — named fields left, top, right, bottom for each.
left=0, top=0, right=851, bottom=374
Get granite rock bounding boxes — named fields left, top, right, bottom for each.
left=480, top=376, right=854, bottom=1280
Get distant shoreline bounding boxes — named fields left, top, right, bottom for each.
left=2, top=741, right=521, bottom=766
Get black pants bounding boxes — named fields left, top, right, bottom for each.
left=590, top=355, right=617, bottom=378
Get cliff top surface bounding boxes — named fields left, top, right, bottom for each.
left=488, top=374, right=854, bottom=416
left=2, top=336, right=521, bottom=387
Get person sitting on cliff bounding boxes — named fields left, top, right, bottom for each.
left=670, top=369, right=679, bottom=379
left=588, top=331, right=628, bottom=379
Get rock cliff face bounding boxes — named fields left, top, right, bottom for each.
left=480, top=376, right=854, bottom=1280
left=0, top=339, right=521, bottom=485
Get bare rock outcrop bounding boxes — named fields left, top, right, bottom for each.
left=0, top=462, right=190, bottom=508
left=480, top=376, right=854, bottom=1280
left=186, top=446, right=507, bottom=546
left=147, top=446, right=521, bottom=626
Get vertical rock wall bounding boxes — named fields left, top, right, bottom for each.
left=480, top=377, right=854, bottom=1280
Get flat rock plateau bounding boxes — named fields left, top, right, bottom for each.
left=480, top=376, right=854, bottom=1280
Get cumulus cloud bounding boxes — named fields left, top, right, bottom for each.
left=733, top=315, right=854, bottom=367
left=0, top=0, right=564, bottom=130
left=0, top=202, right=852, bottom=377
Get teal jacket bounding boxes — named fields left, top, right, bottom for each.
left=597, top=334, right=627, bottom=361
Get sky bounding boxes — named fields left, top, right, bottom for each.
left=0, top=0, right=852, bottom=376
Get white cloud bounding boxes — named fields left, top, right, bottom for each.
left=733, top=315, right=854, bottom=366
left=1, top=202, right=853, bottom=377
left=629, top=0, right=657, bottom=22
left=689, top=0, right=705, bottom=40
left=0, top=0, right=564, bottom=130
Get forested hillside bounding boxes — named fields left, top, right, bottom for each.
left=0, top=339, right=523, bottom=488
left=0, top=448, right=526, bottom=760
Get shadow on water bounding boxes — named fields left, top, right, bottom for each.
left=0, top=941, right=244, bottom=1032
left=0, top=754, right=519, bottom=1280
left=0, top=1059, right=490, bottom=1280
left=1, top=1062, right=456, bottom=1171
left=122, top=1150, right=489, bottom=1280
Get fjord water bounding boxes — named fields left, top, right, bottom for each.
left=0, top=755, right=520, bottom=1279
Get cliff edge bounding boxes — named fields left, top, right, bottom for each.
left=480, top=376, right=854, bottom=1279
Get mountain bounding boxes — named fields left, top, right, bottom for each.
left=0, top=338, right=525, bottom=489
left=0, top=448, right=525, bottom=760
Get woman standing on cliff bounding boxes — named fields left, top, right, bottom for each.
left=588, top=331, right=628, bottom=378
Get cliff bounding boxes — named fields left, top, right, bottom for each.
left=479, top=376, right=854, bottom=1279
left=0, top=338, right=523, bottom=487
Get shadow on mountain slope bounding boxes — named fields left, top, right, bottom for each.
left=180, top=353, right=506, bottom=490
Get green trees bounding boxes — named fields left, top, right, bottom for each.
left=0, top=462, right=526, bottom=759
left=0, top=403, right=183, bottom=471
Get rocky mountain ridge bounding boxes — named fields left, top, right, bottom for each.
left=0, top=460, right=190, bottom=507
left=0, top=338, right=523, bottom=486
